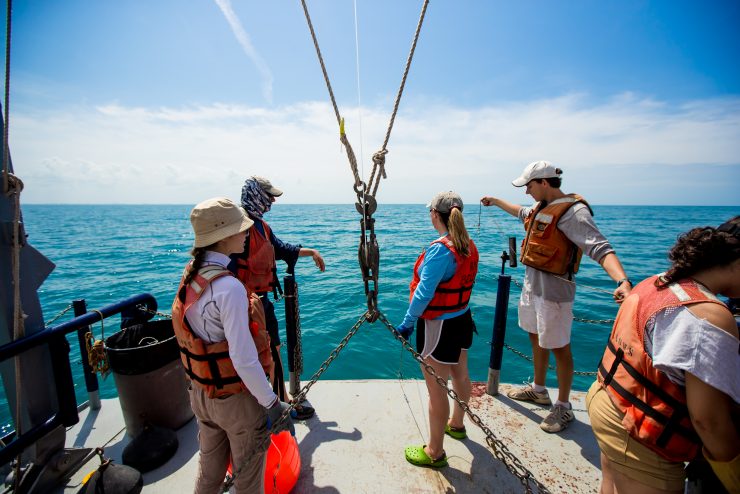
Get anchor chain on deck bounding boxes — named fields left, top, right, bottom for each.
left=224, top=310, right=370, bottom=492
left=376, top=312, right=551, bottom=494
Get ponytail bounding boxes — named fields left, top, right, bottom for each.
left=441, top=208, right=471, bottom=256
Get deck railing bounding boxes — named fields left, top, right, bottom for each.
left=0, top=293, right=157, bottom=467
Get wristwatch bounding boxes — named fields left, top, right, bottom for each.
left=617, top=278, right=633, bottom=287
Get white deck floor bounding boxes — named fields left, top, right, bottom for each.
left=57, top=380, right=601, bottom=493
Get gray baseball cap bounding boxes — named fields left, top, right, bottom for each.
left=252, top=176, right=283, bottom=197
left=427, top=191, right=464, bottom=213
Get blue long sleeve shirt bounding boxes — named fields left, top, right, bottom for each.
left=401, top=235, right=469, bottom=327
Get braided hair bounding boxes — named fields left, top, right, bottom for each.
left=658, top=216, right=740, bottom=286
left=182, top=247, right=209, bottom=288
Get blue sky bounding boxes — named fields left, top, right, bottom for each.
left=5, top=0, right=739, bottom=205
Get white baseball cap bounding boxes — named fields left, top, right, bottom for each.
left=512, top=161, right=561, bottom=187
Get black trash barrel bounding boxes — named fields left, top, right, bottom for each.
left=105, top=320, right=193, bottom=437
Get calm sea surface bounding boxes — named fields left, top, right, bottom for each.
left=1, top=204, right=737, bottom=432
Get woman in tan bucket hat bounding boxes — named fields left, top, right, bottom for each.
left=171, top=197, right=293, bottom=493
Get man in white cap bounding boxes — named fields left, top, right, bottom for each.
left=230, top=176, right=325, bottom=420
left=481, top=161, right=632, bottom=433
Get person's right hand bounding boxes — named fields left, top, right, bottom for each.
left=480, top=196, right=496, bottom=207
left=394, top=323, right=414, bottom=340
left=267, top=400, right=295, bottom=436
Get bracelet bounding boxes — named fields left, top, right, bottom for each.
left=617, top=278, right=633, bottom=287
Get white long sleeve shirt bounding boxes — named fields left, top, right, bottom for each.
left=184, top=251, right=277, bottom=408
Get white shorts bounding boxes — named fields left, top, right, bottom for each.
left=518, top=289, right=573, bottom=349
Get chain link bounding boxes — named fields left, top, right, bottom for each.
left=377, top=312, right=550, bottom=493
left=43, top=303, right=74, bottom=328
left=292, top=281, right=303, bottom=376
left=136, top=304, right=172, bottom=319
left=503, top=343, right=597, bottom=377
left=509, top=278, right=613, bottom=326
left=224, top=311, right=371, bottom=491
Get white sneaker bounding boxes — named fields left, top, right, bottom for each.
left=506, top=384, right=552, bottom=406
left=540, top=404, right=575, bottom=433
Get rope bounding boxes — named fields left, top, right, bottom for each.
left=85, top=310, right=110, bottom=377
left=368, top=0, right=429, bottom=198
left=2, top=0, right=11, bottom=194
left=301, top=0, right=429, bottom=201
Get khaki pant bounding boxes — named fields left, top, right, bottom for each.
left=586, top=381, right=686, bottom=491
left=189, top=386, right=269, bottom=494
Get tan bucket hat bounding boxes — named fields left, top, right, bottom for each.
left=190, top=197, right=254, bottom=248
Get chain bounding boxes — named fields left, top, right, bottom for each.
left=44, top=303, right=74, bottom=328
left=509, top=278, right=613, bottom=326
left=292, top=281, right=303, bottom=376
left=503, top=343, right=597, bottom=377
left=377, top=312, right=550, bottom=493
left=573, top=316, right=614, bottom=325
left=224, top=310, right=371, bottom=491
left=136, top=304, right=172, bottom=319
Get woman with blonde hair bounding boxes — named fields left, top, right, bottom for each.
left=588, top=216, right=740, bottom=493
left=396, top=191, right=479, bottom=468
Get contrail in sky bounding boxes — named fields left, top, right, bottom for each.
left=213, top=0, right=273, bottom=103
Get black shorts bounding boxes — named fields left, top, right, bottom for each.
left=415, top=309, right=475, bottom=364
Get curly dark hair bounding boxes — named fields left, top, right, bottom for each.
left=659, top=216, right=740, bottom=285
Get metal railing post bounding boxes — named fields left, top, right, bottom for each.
left=487, top=274, right=511, bottom=396
left=283, top=276, right=301, bottom=397
left=73, top=299, right=100, bottom=409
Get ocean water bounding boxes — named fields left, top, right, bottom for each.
left=1, top=204, right=736, bottom=432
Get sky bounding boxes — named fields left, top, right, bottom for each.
left=4, top=0, right=740, bottom=205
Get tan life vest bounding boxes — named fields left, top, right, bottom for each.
left=520, top=194, right=592, bottom=277
left=248, top=291, right=274, bottom=377
left=598, top=275, right=728, bottom=462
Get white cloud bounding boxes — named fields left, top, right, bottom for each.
left=9, top=94, right=740, bottom=205
left=213, top=0, right=273, bottom=104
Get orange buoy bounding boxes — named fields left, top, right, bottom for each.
left=226, top=431, right=301, bottom=493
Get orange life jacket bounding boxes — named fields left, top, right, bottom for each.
left=233, top=219, right=278, bottom=293
left=520, top=194, right=592, bottom=277
left=171, top=263, right=272, bottom=398
left=409, top=236, right=479, bottom=319
left=597, top=275, right=727, bottom=462
left=247, top=291, right=274, bottom=377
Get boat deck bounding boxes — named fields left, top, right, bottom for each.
left=57, top=380, right=600, bottom=493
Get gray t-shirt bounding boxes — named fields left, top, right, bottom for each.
left=518, top=200, right=614, bottom=303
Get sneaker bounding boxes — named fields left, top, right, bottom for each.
left=540, top=404, right=575, bottom=433
left=290, top=404, right=315, bottom=420
left=506, top=385, right=552, bottom=406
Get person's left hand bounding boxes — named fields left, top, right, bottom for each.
left=394, top=323, right=414, bottom=340
left=613, top=282, right=632, bottom=304
left=312, top=250, right=325, bottom=272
